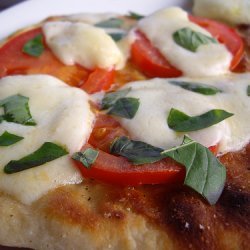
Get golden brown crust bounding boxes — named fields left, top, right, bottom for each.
left=0, top=145, right=249, bottom=250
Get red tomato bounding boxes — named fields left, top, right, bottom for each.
left=0, top=28, right=115, bottom=93
left=130, top=31, right=182, bottom=78
left=86, top=114, right=185, bottom=186
left=131, top=17, right=244, bottom=77
left=189, top=15, right=244, bottom=70
left=0, top=28, right=90, bottom=86
left=74, top=114, right=218, bottom=186
left=88, top=113, right=129, bottom=152
left=79, top=68, right=115, bottom=94
left=74, top=143, right=185, bottom=186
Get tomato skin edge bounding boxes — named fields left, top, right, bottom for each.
left=73, top=144, right=185, bottom=186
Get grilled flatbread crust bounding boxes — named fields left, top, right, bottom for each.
left=0, top=145, right=249, bottom=250
left=0, top=15, right=249, bottom=250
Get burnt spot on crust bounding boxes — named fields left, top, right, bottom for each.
left=36, top=144, right=249, bottom=250
left=162, top=189, right=217, bottom=250
left=217, top=184, right=250, bottom=230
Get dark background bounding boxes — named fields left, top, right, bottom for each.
left=0, top=0, right=26, bottom=11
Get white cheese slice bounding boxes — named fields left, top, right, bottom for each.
left=133, top=7, right=232, bottom=77
left=43, top=21, right=125, bottom=70
left=0, top=75, right=95, bottom=204
left=117, top=73, right=250, bottom=154
left=65, top=13, right=119, bottom=25
left=193, top=0, right=250, bottom=25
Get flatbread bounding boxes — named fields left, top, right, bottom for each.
left=0, top=9, right=249, bottom=250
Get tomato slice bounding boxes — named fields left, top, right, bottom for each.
left=84, top=114, right=184, bottom=186
left=130, top=31, right=182, bottom=78
left=189, top=15, right=244, bottom=70
left=79, top=68, right=115, bottom=94
left=88, top=113, right=129, bottom=152
left=74, top=143, right=185, bottom=186
left=0, top=28, right=90, bottom=86
left=131, top=17, right=244, bottom=77
left=74, top=114, right=217, bottom=186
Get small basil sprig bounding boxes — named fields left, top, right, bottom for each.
left=127, top=11, right=144, bottom=20
left=23, top=34, right=44, bottom=57
left=108, top=97, right=139, bottom=119
left=4, top=142, right=68, bottom=174
left=173, top=27, right=218, bottom=52
left=110, top=136, right=164, bottom=165
left=161, top=136, right=226, bottom=205
left=109, top=33, right=124, bottom=42
left=169, top=80, right=222, bottom=95
left=167, top=108, right=233, bottom=132
left=0, top=94, right=36, bottom=126
left=101, top=88, right=131, bottom=109
left=95, top=18, right=123, bottom=28
left=247, top=85, right=250, bottom=96
left=0, top=131, right=24, bottom=146
left=72, top=148, right=99, bottom=168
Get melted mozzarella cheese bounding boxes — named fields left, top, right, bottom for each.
left=43, top=21, right=125, bottom=70
left=133, top=7, right=232, bottom=77
left=117, top=73, right=250, bottom=154
left=193, top=0, right=250, bottom=25
left=65, top=13, right=118, bottom=25
left=0, top=75, right=95, bottom=204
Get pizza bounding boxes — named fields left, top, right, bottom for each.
left=0, top=3, right=249, bottom=250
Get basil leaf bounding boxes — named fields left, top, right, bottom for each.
left=108, top=97, right=139, bottom=119
left=4, top=142, right=68, bottom=174
left=72, top=148, right=99, bottom=169
left=161, top=136, right=226, bottom=205
left=247, top=85, right=250, bottom=96
left=0, top=131, right=24, bottom=146
left=167, top=108, right=233, bottom=132
left=169, top=80, right=222, bottom=95
left=22, top=34, right=44, bottom=57
left=128, top=11, right=144, bottom=20
left=95, top=18, right=123, bottom=28
left=0, top=95, right=36, bottom=126
left=101, top=88, right=131, bottom=110
left=109, top=33, right=124, bottom=41
left=110, top=136, right=164, bottom=165
left=173, top=27, right=218, bottom=52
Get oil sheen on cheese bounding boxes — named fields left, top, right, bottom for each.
left=43, top=21, right=125, bottom=70
left=134, top=7, right=232, bottom=77
left=117, top=73, right=250, bottom=154
left=0, top=75, right=95, bottom=204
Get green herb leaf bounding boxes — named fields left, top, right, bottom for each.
left=110, top=136, right=164, bottom=165
left=0, top=94, right=36, bottom=126
left=161, top=136, right=226, bottom=205
left=0, top=131, right=24, bottom=146
left=108, top=97, right=139, bottom=119
left=109, top=32, right=124, bottom=41
left=247, top=85, right=250, bottom=96
left=169, top=80, right=222, bottom=95
left=72, top=148, right=99, bottom=168
left=4, top=142, right=68, bottom=174
left=101, top=88, right=131, bottom=109
left=128, top=11, right=144, bottom=20
left=95, top=18, right=123, bottom=28
left=22, top=34, right=44, bottom=57
left=173, top=27, right=218, bottom=52
left=167, top=108, right=233, bottom=132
